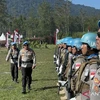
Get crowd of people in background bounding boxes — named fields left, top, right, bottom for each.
left=53, top=21, right=100, bottom=100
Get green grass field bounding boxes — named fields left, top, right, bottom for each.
left=0, top=46, right=60, bottom=100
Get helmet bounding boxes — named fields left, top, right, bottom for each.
left=23, top=41, right=29, bottom=45
left=11, top=42, right=16, bottom=46
left=60, top=38, right=66, bottom=44
left=81, top=32, right=97, bottom=49
left=66, top=38, right=74, bottom=46
left=72, top=38, right=82, bottom=50
left=63, top=37, right=72, bottom=44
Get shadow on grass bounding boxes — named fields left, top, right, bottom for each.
left=32, top=78, right=58, bottom=82
left=34, top=85, right=58, bottom=91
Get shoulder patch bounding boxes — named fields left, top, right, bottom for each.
left=90, top=69, right=96, bottom=79
left=94, top=85, right=99, bottom=93
left=75, top=63, right=81, bottom=69
left=94, top=78, right=100, bottom=84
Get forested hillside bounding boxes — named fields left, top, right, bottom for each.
left=0, top=0, right=100, bottom=44
left=6, top=0, right=100, bottom=17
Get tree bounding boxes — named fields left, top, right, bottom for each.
left=11, top=15, right=26, bottom=36
left=38, top=2, right=56, bottom=37
left=0, top=0, right=7, bottom=33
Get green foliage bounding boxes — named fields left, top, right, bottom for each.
left=0, top=0, right=100, bottom=41
left=0, top=0, right=8, bottom=33
left=38, top=2, right=56, bottom=37
left=29, top=41, right=49, bottom=49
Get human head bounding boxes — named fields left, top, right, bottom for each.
left=66, top=38, right=73, bottom=53
left=96, top=29, right=100, bottom=50
left=72, top=38, right=82, bottom=55
left=81, top=32, right=97, bottom=55
left=11, top=42, right=17, bottom=49
left=72, top=46, right=77, bottom=55
left=23, top=41, right=29, bottom=49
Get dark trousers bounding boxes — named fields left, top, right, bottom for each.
left=11, top=63, right=18, bottom=80
left=21, top=67, right=32, bottom=88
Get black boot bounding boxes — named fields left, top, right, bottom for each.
left=12, top=77, right=14, bottom=81
left=22, top=87, right=26, bottom=94
left=15, top=79, right=19, bottom=83
left=28, top=84, right=31, bottom=90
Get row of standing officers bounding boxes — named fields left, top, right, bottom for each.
left=6, top=41, right=36, bottom=94
left=53, top=29, right=100, bottom=100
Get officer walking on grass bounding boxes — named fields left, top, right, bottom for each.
left=6, top=42, right=19, bottom=83
left=18, top=41, right=36, bottom=94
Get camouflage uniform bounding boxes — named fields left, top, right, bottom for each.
left=90, top=67, right=100, bottom=100
left=72, top=55, right=85, bottom=73
left=62, top=52, right=74, bottom=99
left=80, top=54, right=99, bottom=100
left=71, top=55, right=86, bottom=93
left=90, top=52, right=100, bottom=100
left=58, top=48, right=67, bottom=78
left=54, top=46, right=62, bottom=72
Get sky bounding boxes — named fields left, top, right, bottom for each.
left=72, top=0, right=100, bottom=9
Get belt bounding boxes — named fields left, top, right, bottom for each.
left=21, top=60, right=33, bottom=63
left=11, top=58, right=18, bottom=60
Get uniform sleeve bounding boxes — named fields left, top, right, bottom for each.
left=18, top=50, right=21, bottom=67
left=6, top=49, right=11, bottom=61
left=32, top=50, right=36, bottom=66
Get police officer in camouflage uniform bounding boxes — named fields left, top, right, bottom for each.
left=69, top=38, right=86, bottom=100
left=60, top=38, right=74, bottom=100
left=18, top=41, right=36, bottom=94
left=57, top=37, right=72, bottom=80
left=75, top=32, right=99, bottom=100
left=89, top=27, right=100, bottom=100
left=54, top=42, right=63, bottom=73
left=6, top=42, right=19, bottom=83
left=71, top=38, right=84, bottom=72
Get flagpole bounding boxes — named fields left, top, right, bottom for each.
left=56, top=29, right=59, bottom=45
left=56, top=31, right=57, bottom=45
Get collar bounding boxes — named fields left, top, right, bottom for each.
left=87, top=53, right=98, bottom=60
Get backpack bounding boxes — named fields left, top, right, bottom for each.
left=74, top=59, right=100, bottom=93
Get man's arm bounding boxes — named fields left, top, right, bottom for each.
left=32, top=50, right=36, bottom=69
left=6, top=49, right=11, bottom=61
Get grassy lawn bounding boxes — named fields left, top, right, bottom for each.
left=0, top=45, right=60, bottom=100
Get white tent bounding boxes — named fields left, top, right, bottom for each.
left=0, top=33, right=6, bottom=41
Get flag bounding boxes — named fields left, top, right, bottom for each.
left=75, top=63, right=81, bottom=70
left=5, top=32, right=10, bottom=48
left=13, top=30, right=19, bottom=43
left=56, top=29, right=59, bottom=34
left=90, top=69, right=96, bottom=79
